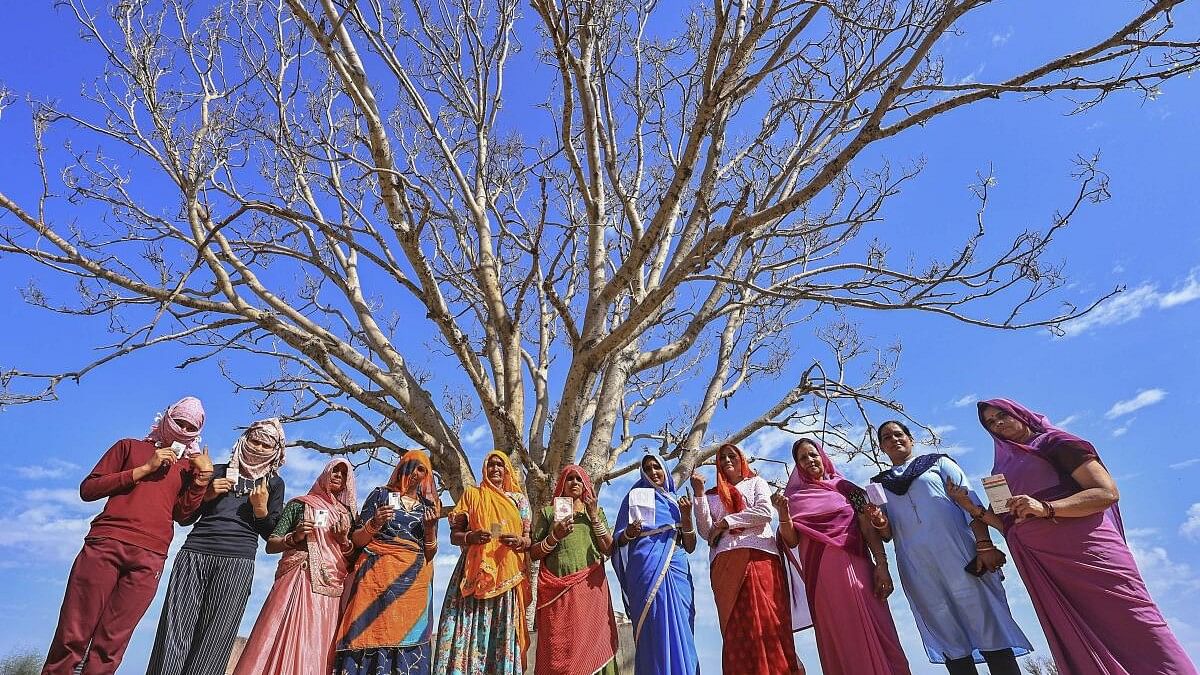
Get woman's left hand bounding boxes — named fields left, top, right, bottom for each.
left=863, top=503, right=888, bottom=529
left=944, top=479, right=973, bottom=509
left=582, top=494, right=601, bottom=520
left=677, top=494, right=693, bottom=515
left=873, top=563, right=894, bottom=600
left=1007, top=495, right=1048, bottom=522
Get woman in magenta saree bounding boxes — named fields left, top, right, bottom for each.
left=774, top=438, right=910, bottom=675
left=233, top=458, right=358, bottom=675
left=947, top=398, right=1196, bottom=675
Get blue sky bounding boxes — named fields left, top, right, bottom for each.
left=1, top=1, right=1199, bottom=672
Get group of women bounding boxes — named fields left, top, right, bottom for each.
left=140, top=398, right=1196, bottom=675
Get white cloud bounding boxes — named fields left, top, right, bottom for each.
left=1127, top=530, right=1200, bottom=596
left=950, top=394, right=978, bottom=408
left=1054, top=414, right=1082, bottom=429
left=13, top=459, right=82, bottom=480
left=462, top=424, right=490, bottom=447
left=1169, top=458, right=1200, bottom=470
left=928, top=424, right=956, bottom=438
left=1105, top=389, right=1167, bottom=419
left=1160, top=270, right=1200, bottom=307
left=0, top=488, right=99, bottom=561
left=1112, top=420, right=1133, bottom=438
left=1062, top=268, right=1200, bottom=336
left=1182, top=503, right=1200, bottom=541
left=991, top=28, right=1013, bottom=47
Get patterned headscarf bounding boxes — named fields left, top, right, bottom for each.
left=714, top=443, right=755, bottom=514
left=387, top=450, right=437, bottom=504
left=145, top=396, right=205, bottom=457
left=227, top=417, right=286, bottom=481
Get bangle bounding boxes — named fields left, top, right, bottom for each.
left=1038, top=499, right=1057, bottom=520
left=680, top=526, right=696, bottom=535
left=970, top=507, right=986, bottom=521
left=975, top=541, right=997, bottom=552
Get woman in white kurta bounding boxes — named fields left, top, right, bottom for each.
left=869, top=420, right=1031, bottom=675
left=691, top=444, right=806, bottom=674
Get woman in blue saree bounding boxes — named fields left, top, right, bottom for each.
left=613, top=454, right=700, bottom=675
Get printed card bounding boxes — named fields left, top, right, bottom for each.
left=489, top=521, right=504, bottom=537
left=388, top=491, right=403, bottom=510
left=170, top=441, right=186, bottom=458
left=981, top=474, right=1013, bottom=514
left=314, top=508, right=330, bottom=528
left=553, top=496, right=574, bottom=521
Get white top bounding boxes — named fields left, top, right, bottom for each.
left=693, top=474, right=779, bottom=560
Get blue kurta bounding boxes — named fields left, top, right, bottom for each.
left=881, top=457, right=1032, bottom=663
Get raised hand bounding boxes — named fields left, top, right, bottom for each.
left=191, top=447, right=214, bottom=476
left=623, top=520, right=643, bottom=540
left=142, top=447, right=177, bottom=474
left=689, top=471, right=705, bottom=494
left=371, top=504, right=396, bottom=529
left=206, top=478, right=233, bottom=501
left=248, top=481, right=269, bottom=517
left=552, top=517, right=574, bottom=540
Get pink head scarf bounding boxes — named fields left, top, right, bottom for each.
left=783, top=438, right=863, bottom=551
left=295, top=457, right=358, bottom=534
left=146, top=396, right=206, bottom=457
left=228, top=417, right=286, bottom=480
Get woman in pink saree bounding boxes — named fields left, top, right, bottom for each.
left=773, top=438, right=910, bottom=675
left=947, top=398, right=1196, bottom=675
left=233, top=458, right=358, bottom=675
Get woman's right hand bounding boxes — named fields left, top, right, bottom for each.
left=292, top=519, right=316, bottom=546
left=944, top=479, right=974, bottom=509
left=770, top=490, right=789, bottom=515
left=689, top=471, right=705, bottom=494
left=371, top=504, right=395, bottom=529
left=623, top=520, right=643, bottom=540
left=552, top=518, right=574, bottom=540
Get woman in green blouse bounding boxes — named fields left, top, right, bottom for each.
left=529, top=465, right=620, bottom=675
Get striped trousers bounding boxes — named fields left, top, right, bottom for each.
left=145, top=549, right=256, bottom=675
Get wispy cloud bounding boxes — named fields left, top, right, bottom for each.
left=1105, top=389, right=1167, bottom=419
left=1128, top=530, right=1200, bottom=595
left=1062, top=268, right=1200, bottom=336
left=991, top=28, right=1014, bottom=47
left=1054, top=414, right=1082, bottom=430
left=1182, top=504, right=1200, bottom=541
left=462, top=424, right=490, bottom=448
left=14, top=458, right=81, bottom=480
left=950, top=394, right=978, bottom=408
left=1169, top=458, right=1200, bottom=470
left=1112, top=421, right=1133, bottom=438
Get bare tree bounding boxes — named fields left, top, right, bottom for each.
left=1022, top=655, right=1060, bottom=675
left=1, top=0, right=1197, bottom=501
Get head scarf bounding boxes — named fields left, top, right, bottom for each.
left=782, top=438, right=863, bottom=550
left=449, top=450, right=530, bottom=664
left=553, top=464, right=596, bottom=500
left=613, top=453, right=682, bottom=537
left=145, top=396, right=205, bottom=457
left=387, top=449, right=436, bottom=505
left=977, top=398, right=1123, bottom=535
left=295, top=457, right=359, bottom=528
left=450, top=450, right=528, bottom=598
left=228, top=417, right=286, bottom=481
left=291, top=458, right=357, bottom=596
left=714, top=443, right=755, bottom=514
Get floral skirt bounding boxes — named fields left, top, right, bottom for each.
left=433, top=555, right=526, bottom=675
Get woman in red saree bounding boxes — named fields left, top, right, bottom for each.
left=233, top=458, right=358, bottom=675
left=691, top=444, right=805, bottom=674
left=529, top=464, right=620, bottom=675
